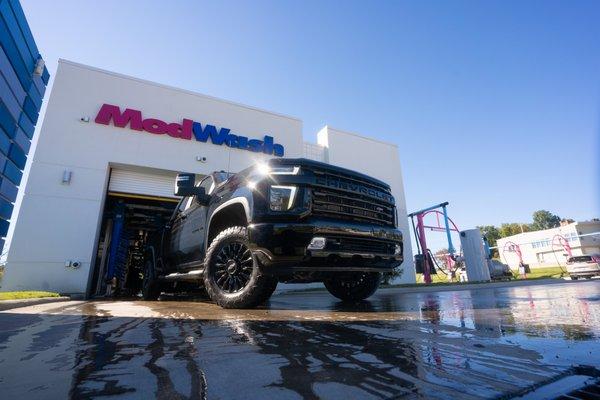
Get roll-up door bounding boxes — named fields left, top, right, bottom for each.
left=108, top=168, right=178, bottom=200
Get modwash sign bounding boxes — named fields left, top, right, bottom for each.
left=94, top=104, right=285, bottom=157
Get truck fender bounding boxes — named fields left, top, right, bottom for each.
left=206, top=196, right=252, bottom=248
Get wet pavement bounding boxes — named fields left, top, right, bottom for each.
left=0, top=281, right=599, bottom=399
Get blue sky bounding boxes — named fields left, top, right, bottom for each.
left=19, top=0, right=600, bottom=247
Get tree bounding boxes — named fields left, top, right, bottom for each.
left=531, top=210, right=561, bottom=231
left=477, top=225, right=500, bottom=247
left=499, top=223, right=530, bottom=238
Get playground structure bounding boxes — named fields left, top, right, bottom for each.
left=500, top=233, right=574, bottom=275
left=500, top=241, right=529, bottom=277
left=552, top=234, right=573, bottom=259
left=408, top=202, right=460, bottom=284
left=409, top=202, right=508, bottom=283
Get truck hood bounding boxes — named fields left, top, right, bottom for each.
left=268, top=158, right=392, bottom=193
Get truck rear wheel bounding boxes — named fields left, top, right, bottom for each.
left=203, top=226, right=277, bottom=309
left=142, top=259, right=161, bottom=300
left=324, top=272, right=382, bottom=302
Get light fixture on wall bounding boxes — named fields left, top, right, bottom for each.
left=196, top=156, right=207, bottom=163
left=33, top=57, right=45, bottom=76
left=62, top=170, right=72, bottom=184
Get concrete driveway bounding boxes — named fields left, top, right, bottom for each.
left=1, top=280, right=599, bottom=399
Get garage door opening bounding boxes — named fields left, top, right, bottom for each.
left=91, top=193, right=178, bottom=297
left=90, top=167, right=185, bottom=297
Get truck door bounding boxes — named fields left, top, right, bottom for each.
left=176, top=176, right=214, bottom=268
left=167, top=196, right=190, bottom=267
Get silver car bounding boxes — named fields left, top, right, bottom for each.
left=567, top=254, right=600, bottom=280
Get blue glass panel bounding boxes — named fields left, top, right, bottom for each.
left=0, top=217, right=9, bottom=236
left=3, top=158, right=21, bottom=184
left=0, top=72, right=20, bottom=120
left=13, top=126, right=29, bottom=153
left=0, top=18, right=31, bottom=92
left=23, top=95, right=37, bottom=123
left=41, top=65, right=49, bottom=84
left=7, top=0, right=39, bottom=60
left=0, top=196, right=13, bottom=220
left=8, top=142, right=25, bottom=169
left=0, top=1, right=35, bottom=72
left=0, top=126, right=10, bottom=155
left=28, top=79, right=42, bottom=108
left=0, top=100, right=15, bottom=137
left=31, top=73, right=44, bottom=102
left=17, top=111, right=32, bottom=138
left=0, top=46, right=25, bottom=102
left=0, top=177, right=17, bottom=202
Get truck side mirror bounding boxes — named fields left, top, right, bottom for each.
left=175, top=173, right=196, bottom=196
left=195, top=186, right=211, bottom=206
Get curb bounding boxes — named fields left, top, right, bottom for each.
left=0, top=296, right=71, bottom=311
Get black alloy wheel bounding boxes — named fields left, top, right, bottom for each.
left=324, top=272, right=382, bottom=302
left=214, top=242, right=253, bottom=293
left=203, top=226, right=278, bottom=309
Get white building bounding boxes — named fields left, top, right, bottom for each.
left=1, top=59, right=414, bottom=295
left=497, top=220, right=600, bottom=269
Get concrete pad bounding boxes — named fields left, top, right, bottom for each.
left=0, top=281, right=599, bottom=399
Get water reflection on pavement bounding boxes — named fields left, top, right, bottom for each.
left=0, top=281, right=598, bottom=399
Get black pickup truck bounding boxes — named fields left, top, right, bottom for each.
left=142, top=158, right=403, bottom=308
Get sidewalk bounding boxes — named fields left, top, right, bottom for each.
left=0, top=296, right=71, bottom=311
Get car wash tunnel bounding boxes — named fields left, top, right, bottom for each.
left=91, top=193, right=177, bottom=297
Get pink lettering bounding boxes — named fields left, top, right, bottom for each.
left=142, top=118, right=168, bottom=134
left=166, top=119, right=193, bottom=139
left=94, top=104, right=143, bottom=130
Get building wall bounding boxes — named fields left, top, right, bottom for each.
left=3, top=60, right=303, bottom=293
left=316, top=126, right=416, bottom=283
left=0, top=0, right=48, bottom=251
left=497, top=221, right=600, bottom=268
left=2, top=60, right=415, bottom=294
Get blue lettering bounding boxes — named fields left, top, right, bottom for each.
left=226, top=134, right=239, bottom=147
left=263, top=135, right=274, bottom=155
left=248, top=139, right=263, bottom=152
left=188, top=121, right=284, bottom=156
left=192, top=122, right=230, bottom=145
left=237, top=136, right=248, bottom=150
left=273, top=144, right=284, bottom=157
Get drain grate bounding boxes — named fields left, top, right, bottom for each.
left=507, top=366, right=600, bottom=400
left=557, top=377, right=600, bottom=400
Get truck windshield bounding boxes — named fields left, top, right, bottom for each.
left=214, top=171, right=233, bottom=184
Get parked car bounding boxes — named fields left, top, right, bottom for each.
left=566, top=254, right=600, bottom=280
left=488, top=260, right=513, bottom=281
left=142, top=158, right=404, bottom=308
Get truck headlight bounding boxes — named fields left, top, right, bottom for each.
left=257, top=162, right=300, bottom=175
left=270, top=166, right=300, bottom=175
left=269, top=185, right=297, bottom=211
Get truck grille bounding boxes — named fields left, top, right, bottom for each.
left=310, top=169, right=395, bottom=226
left=325, top=236, right=397, bottom=255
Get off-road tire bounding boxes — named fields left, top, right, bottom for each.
left=203, top=226, right=277, bottom=309
left=324, top=272, right=382, bottom=302
left=142, top=259, right=161, bottom=300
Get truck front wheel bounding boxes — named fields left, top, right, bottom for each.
left=324, top=272, right=382, bottom=302
left=203, top=226, right=277, bottom=309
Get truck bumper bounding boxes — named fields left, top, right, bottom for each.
left=247, top=219, right=403, bottom=274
